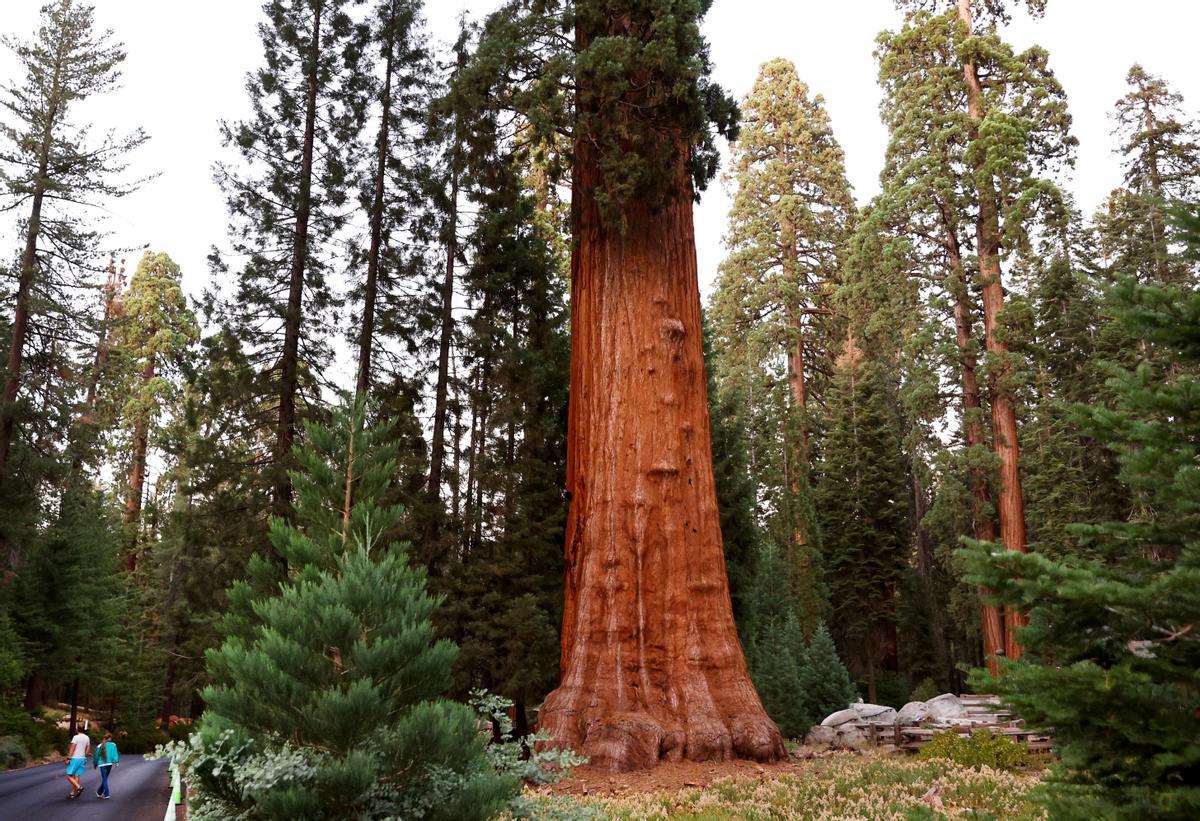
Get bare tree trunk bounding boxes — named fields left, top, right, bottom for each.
left=539, top=62, right=783, bottom=767
left=946, top=233, right=1005, bottom=674
left=123, top=351, right=156, bottom=570
left=427, top=165, right=458, bottom=507
left=68, top=676, right=80, bottom=735
left=0, top=44, right=63, bottom=470
left=450, top=364, right=463, bottom=526
left=355, top=7, right=394, bottom=400
left=23, top=667, right=46, bottom=712
left=959, top=0, right=1028, bottom=663
left=273, top=0, right=323, bottom=523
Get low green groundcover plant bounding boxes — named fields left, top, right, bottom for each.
left=918, top=728, right=1028, bottom=771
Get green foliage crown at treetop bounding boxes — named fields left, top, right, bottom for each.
left=114, top=251, right=199, bottom=426
left=455, top=0, right=737, bottom=224
left=0, top=0, right=148, bottom=201
left=1113, top=64, right=1200, bottom=202
left=892, top=0, right=1047, bottom=26
left=877, top=7, right=1075, bottom=255
left=189, top=398, right=519, bottom=819
left=962, top=204, right=1200, bottom=818
left=222, top=398, right=403, bottom=640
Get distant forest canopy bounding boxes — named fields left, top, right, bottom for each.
left=0, top=0, right=1198, bottom=813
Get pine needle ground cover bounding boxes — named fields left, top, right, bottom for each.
left=513, top=752, right=1046, bottom=820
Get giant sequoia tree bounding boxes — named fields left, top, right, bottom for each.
left=889, top=0, right=1073, bottom=664
left=114, top=251, right=198, bottom=567
left=710, top=59, right=854, bottom=632
left=462, top=0, right=782, bottom=770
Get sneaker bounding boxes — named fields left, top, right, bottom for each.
left=97, top=790, right=103, bottom=797
left=104, top=795, right=111, bottom=799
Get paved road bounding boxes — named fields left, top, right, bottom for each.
left=0, top=754, right=169, bottom=821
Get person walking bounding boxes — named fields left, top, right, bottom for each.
left=64, top=726, right=90, bottom=799
left=93, top=731, right=118, bottom=799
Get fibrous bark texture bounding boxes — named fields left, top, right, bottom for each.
left=959, top=0, right=1028, bottom=664
left=539, top=148, right=784, bottom=772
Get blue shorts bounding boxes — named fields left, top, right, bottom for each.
left=66, top=757, right=86, bottom=776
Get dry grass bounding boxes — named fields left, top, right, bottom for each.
left=512, top=750, right=1047, bottom=820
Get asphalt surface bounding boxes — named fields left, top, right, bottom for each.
left=0, top=754, right=169, bottom=821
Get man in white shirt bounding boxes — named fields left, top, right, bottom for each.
left=65, top=727, right=89, bottom=799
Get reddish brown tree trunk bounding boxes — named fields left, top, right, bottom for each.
left=959, top=0, right=1028, bottom=662
left=273, top=0, right=322, bottom=522
left=946, top=234, right=1005, bottom=674
left=539, top=135, right=783, bottom=771
left=123, top=352, right=155, bottom=570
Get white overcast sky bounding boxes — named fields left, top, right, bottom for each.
left=2, top=0, right=1198, bottom=305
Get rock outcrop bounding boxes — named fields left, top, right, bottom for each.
left=806, top=693, right=974, bottom=750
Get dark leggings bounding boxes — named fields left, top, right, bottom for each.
left=98, top=765, right=111, bottom=796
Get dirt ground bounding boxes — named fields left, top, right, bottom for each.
left=544, top=749, right=865, bottom=797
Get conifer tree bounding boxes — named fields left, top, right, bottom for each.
left=704, top=316, right=760, bottom=628
left=0, top=0, right=146, bottom=473
left=352, top=0, right=435, bottom=399
left=815, top=344, right=910, bottom=702
left=1016, top=218, right=1130, bottom=560
left=710, top=59, right=853, bottom=631
left=884, top=0, right=1074, bottom=664
left=1097, top=64, right=1200, bottom=287
left=436, top=136, right=569, bottom=736
left=964, top=204, right=1200, bottom=818
left=11, top=490, right=124, bottom=712
left=749, top=610, right=807, bottom=740
left=210, top=0, right=370, bottom=523
left=798, top=622, right=856, bottom=727
left=112, top=251, right=198, bottom=567
left=193, top=398, right=517, bottom=818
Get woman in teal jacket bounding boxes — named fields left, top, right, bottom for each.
left=93, top=732, right=118, bottom=798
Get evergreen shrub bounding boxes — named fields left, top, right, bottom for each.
left=0, top=706, right=65, bottom=759
left=0, top=735, right=29, bottom=769
left=918, top=729, right=1027, bottom=771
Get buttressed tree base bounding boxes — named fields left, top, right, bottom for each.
left=539, top=139, right=785, bottom=771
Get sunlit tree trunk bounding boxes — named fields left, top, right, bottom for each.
left=122, top=350, right=155, bottom=570
left=539, top=123, right=783, bottom=770
left=958, top=0, right=1028, bottom=662
left=946, top=231, right=1005, bottom=674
